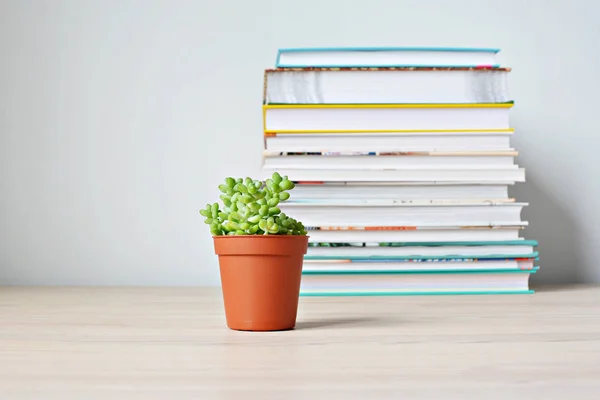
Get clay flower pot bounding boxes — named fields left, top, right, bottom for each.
left=213, top=234, right=309, bottom=331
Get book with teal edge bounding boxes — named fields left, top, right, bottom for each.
left=300, top=290, right=535, bottom=296
left=303, top=252, right=539, bottom=261
left=308, top=240, right=538, bottom=247
left=302, top=267, right=540, bottom=275
left=276, top=46, right=501, bottom=68
left=299, top=268, right=537, bottom=296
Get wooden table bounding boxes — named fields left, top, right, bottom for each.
left=1, top=286, right=599, bottom=399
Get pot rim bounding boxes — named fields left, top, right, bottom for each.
left=212, top=234, right=309, bottom=255
left=212, top=235, right=309, bottom=239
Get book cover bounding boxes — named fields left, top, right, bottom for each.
left=275, top=46, right=501, bottom=68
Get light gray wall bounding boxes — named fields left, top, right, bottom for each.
left=1, top=0, right=599, bottom=286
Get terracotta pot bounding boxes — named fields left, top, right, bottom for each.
left=213, top=235, right=309, bottom=331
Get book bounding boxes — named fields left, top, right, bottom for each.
left=288, top=199, right=514, bottom=206
left=288, top=182, right=511, bottom=202
left=306, top=240, right=538, bottom=258
left=302, top=258, right=536, bottom=272
left=263, top=104, right=513, bottom=133
left=263, top=168, right=526, bottom=183
left=264, top=131, right=514, bottom=152
left=275, top=47, right=501, bottom=68
left=304, top=253, right=538, bottom=261
left=278, top=202, right=526, bottom=227
left=302, top=226, right=526, bottom=243
left=264, top=67, right=511, bottom=104
left=262, top=150, right=517, bottom=170
left=299, top=269, right=537, bottom=296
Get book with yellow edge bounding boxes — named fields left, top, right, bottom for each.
left=262, top=103, right=514, bottom=133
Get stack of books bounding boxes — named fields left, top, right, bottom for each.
left=260, top=47, right=539, bottom=296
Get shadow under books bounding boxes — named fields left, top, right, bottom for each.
left=529, top=283, right=596, bottom=293
left=295, top=316, right=392, bottom=330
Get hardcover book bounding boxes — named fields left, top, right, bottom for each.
left=264, top=67, right=511, bottom=104
left=275, top=47, right=501, bottom=68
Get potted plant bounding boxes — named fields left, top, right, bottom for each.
left=199, top=172, right=308, bottom=331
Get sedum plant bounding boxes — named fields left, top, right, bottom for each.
left=200, top=172, right=307, bottom=236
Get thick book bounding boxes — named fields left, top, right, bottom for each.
left=264, top=130, right=514, bottom=152
left=264, top=67, right=510, bottom=104
left=262, top=150, right=517, bottom=170
left=299, top=268, right=537, bottom=296
left=263, top=103, right=513, bottom=133
left=306, top=240, right=538, bottom=258
left=303, top=225, right=525, bottom=243
left=278, top=202, right=526, bottom=227
left=289, top=182, right=511, bottom=202
left=275, top=47, right=501, bottom=68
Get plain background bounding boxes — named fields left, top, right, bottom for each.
left=1, top=0, right=599, bottom=286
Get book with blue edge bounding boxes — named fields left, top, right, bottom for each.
left=275, top=46, right=501, bottom=68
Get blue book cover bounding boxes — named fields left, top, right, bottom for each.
left=276, top=46, right=501, bottom=68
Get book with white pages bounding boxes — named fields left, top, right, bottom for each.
left=299, top=269, right=537, bottom=296
left=289, top=182, right=511, bottom=201
left=263, top=168, right=525, bottom=183
left=264, top=67, right=510, bottom=104
left=264, top=131, right=513, bottom=152
left=305, top=240, right=538, bottom=258
left=302, top=258, right=536, bottom=273
left=262, top=150, right=517, bottom=170
left=278, top=201, right=527, bottom=227
left=303, top=226, right=526, bottom=243
left=263, top=104, right=513, bottom=132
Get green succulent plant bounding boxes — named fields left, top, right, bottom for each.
left=200, top=172, right=307, bottom=236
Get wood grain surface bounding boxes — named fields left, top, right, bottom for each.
left=1, top=286, right=599, bottom=399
